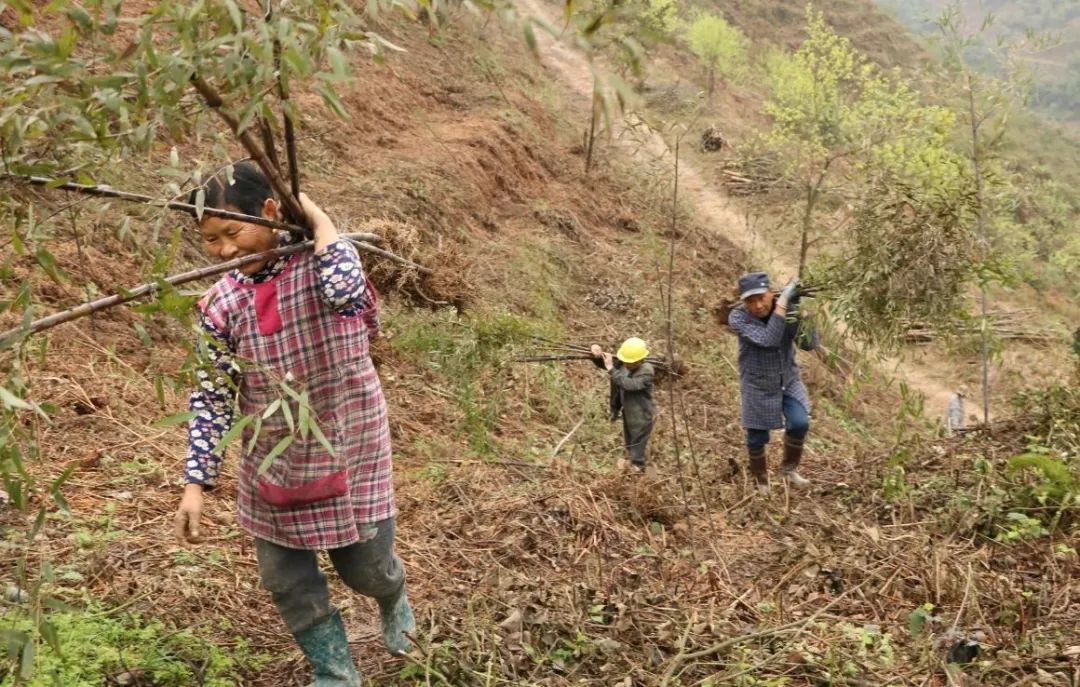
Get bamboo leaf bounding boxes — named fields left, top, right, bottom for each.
left=35, top=247, right=67, bottom=283
left=246, top=415, right=263, bottom=455
left=50, top=464, right=76, bottom=512
left=523, top=21, right=539, bottom=58
left=153, top=375, right=166, bottom=409
left=280, top=381, right=303, bottom=403
left=261, top=398, right=282, bottom=419
left=19, top=637, right=34, bottom=680
left=309, top=417, right=336, bottom=457
left=367, top=31, right=406, bottom=53
left=223, top=0, right=243, bottom=30
left=257, top=435, right=294, bottom=475
left=154, top=410, right=197, bottom=427
left=327, top=46, right=349, bottom=76
left=214, top=414, right=253, bottom=456
left=281, top=399, right=295, bottom=433
left=43, top=598, right=75, bottom=613
left=0, top=386, right=34, bottom=411
left=38, top=619, right=61, bottom=655
left=297, top=390, right=310, bottom=439
left=1, top=630, right=28, bottom=662
left=317, top=84, right=350, bottom=119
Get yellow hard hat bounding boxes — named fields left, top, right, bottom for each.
left=616, top=337, right=649, bottom=364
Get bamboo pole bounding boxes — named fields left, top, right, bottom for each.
left=190, top=74, right=308, bottom=229
left=0, top=233, right=391, bottom=344
left=1, top=174, right=323, bottom=239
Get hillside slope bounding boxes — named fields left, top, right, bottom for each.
left=0, top=3, right=1077, bottom=687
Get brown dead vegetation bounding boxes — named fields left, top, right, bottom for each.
left=0, top=5, right=1077, bottom=687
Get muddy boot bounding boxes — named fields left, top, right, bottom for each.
left=294, top=610, right=362, bottom=687
left=781, top=434, right=811, bottom=489
left=379, top=587, right=416, bottom=656
left=748, top=446, right=770, bottom=495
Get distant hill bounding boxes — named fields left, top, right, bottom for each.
left=873, top=0, right=1080, bottom=126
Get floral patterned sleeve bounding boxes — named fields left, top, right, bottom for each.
left=314, top=239, right=374, bottom=317
left=185, top=314, right=238, bottom=488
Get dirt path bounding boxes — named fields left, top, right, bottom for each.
left=515, top=0, right=958, bottom=418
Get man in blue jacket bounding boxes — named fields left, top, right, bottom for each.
left=728, top=272, right=818, bottom=494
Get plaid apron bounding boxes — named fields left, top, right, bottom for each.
left=201, top=254, right=394, bottom=550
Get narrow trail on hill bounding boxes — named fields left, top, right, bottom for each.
left=514, top=0, right=958, bottom=417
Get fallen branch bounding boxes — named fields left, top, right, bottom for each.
left=1, top=232, right=378, bottom=344
left=1, top=174, right=317, bottom=239
left=552, top=418, right=585, bottom=456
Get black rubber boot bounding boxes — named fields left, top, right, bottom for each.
left=748, top=446, right=769, bottom=494
left=781, top=434, right=811, bottom=488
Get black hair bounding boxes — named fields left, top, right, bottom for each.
left=190, top=160, right=274, bottom=219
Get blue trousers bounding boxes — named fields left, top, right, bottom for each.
left=746, top=394, right=809, bottom=450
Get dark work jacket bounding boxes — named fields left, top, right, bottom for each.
left=593, top=358, right=657, bottom=420
left=592, top=356, right=656, bottom=462
left=728, top=303, right=818, bottom=430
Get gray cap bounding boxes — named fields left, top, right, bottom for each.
left=738, top=271, right=770, bottom=300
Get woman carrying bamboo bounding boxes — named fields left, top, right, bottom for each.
left=172, top=161, right=411, bottom=686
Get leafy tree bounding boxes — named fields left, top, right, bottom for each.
left=933, top=3, right=1033, bottom=424
left=639, top=0, right=678, bottom=37
left=685, top=10, right=747, bottom=98
left=762, top=5, right=980, bottom=349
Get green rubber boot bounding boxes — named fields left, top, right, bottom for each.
left=294, top=610, right=362, bottom=687
left=379, top=588, right=416, bottom=655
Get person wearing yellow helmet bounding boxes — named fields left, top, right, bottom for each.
left=590, top=337, right=656, bottom=472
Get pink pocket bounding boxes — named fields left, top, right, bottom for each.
left=257, top=469, right=348, bottom=508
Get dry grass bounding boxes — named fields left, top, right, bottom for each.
left=1, top=7, right=1077, bottom=687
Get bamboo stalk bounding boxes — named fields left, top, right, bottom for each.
left=2, top=174, right=322, bottom=239
left=352, top=240, right=432, bottom=275
left=514, top=353, right=670, bottom=368
left=0, top=233, right=380, bottom=344
left=190, top=74, right=307, bottom=229
left=259, top=116, right=282, bottom=173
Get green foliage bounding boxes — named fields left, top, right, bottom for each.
left=0, top=607, right=268, bottom=686
left=0, top=0, right=406, bottom=182
left=1010, top=384, right=1080, bottom=455
left=1007, top=453, right=1077, bottom=505
left=878, top=0, right=1080, bottom=125
left=994, top=511, right=1050, bottom=543
left=390, top=308, right=542, bottom=456
left=907, top=603, right=936, bottom=637
left=762, top=5, right=981, bottom=349
left=638, top=0, right=678, bottom=37
left=684, top=11, right=747, bottom=95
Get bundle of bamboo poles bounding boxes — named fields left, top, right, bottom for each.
left=713, top=285, right=822, bottom=332
left=0, top=232, right=387, bottom=345
left=514, top=337, right=675, bottom=373
left=720, top=156, right=789, bottom=196
left=901, top=308, right=1059, bottom=346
